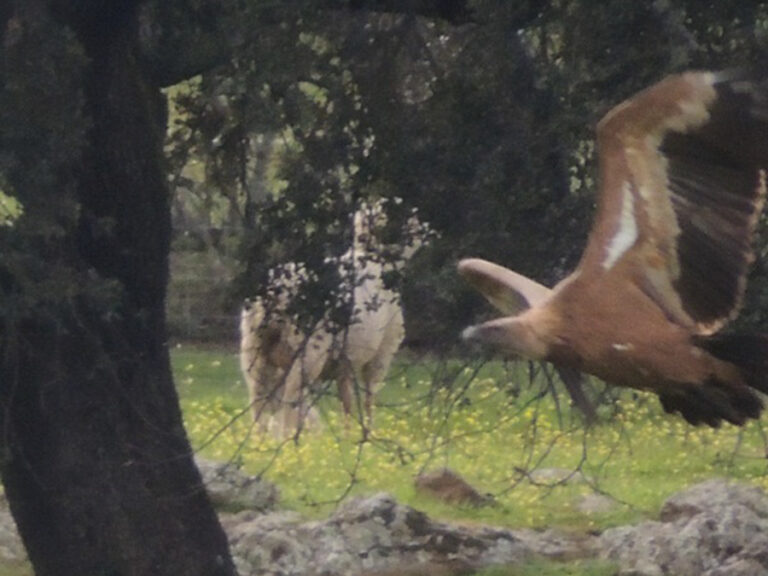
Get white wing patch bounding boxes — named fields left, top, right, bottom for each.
left=603, top=182, right=638, bottom=269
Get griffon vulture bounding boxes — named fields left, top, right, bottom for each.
left=461, top=70, right=768, bottom=427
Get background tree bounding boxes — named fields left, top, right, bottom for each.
left=0, top=1, right=475, bottom=573
left=167, top=3, right=580, bottom=349
left=0, top=1, right=239, bottom=574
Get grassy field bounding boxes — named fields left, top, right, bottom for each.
left=172, top=343, right=768, bottom=574
left=5, top=345, right=764, bottom=576
left=477, top=560, right=616, bottom=576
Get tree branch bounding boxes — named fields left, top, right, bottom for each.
left=138, top=0, right=474, bottom=88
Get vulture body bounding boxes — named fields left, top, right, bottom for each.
left=461, top=70, right=768, bottom=427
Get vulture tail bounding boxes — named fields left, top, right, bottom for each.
left=694, top=332, right=768, bottom=396
left=659, top=333, right=768, bottom=427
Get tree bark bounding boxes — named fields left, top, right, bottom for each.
left=0, top=2, right=237, bottom=574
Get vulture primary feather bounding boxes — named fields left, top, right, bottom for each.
left=460, top=70, right=768, bottom=427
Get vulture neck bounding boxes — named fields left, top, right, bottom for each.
left=466, top=308, right=553, bottom=361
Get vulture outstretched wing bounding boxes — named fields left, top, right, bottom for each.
left=458, top=258, right=552, bottom=313
left=578, top=71, right=768, bottom=334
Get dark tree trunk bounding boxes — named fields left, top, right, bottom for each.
left=0, top=2, right=237, bottom=575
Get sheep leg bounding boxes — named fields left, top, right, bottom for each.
left=243, top=364, right=260, bottom=423
left=279, top=330, right=331, bottom=438
left=364, top=377, right=375, bottom=428
left=240, top=324, right=262, bottom=424
left=337, top=358, right=354, bottom=425
left=242, top=349, right=274, bottom=432
left=278, top=359, right=304, bottom=438
left=361, top=308, right=405, bottom=428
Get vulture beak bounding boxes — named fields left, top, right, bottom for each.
left=461, top=325, right=480, bottom=342
left=461, top=316, right=542, bottom=359
left=461, top=321, right=505, bottom=344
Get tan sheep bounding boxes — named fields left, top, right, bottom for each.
left=239, top=270, right=332, bottom=435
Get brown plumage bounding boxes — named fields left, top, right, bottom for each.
left=461, top=70, right=768, bottom=427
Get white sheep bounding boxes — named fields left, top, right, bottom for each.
left=334, top=203, right=417, bottom=427
left=239, top=201, right=428, bottom=437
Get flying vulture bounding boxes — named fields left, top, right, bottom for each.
left=460, top=70, right=768, bottom=427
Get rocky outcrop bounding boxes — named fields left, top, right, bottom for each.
left=599, top=479, right=768, bottom=576
left=0, top=496, right=24, bottom=563
left=196, top=457, right=279, bottom=512
left=223, top=492, right=594, bottom=576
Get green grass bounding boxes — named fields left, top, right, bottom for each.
left=173, top=344, right=768, bottom=572
left=4, top=345, right=761, bottom=576
left=0, top=562, right=31, bottom=576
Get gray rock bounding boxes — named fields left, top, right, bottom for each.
left=660, top=479, right=768, bottom=522
left=0, top=497, right=24, bottom=562
left=196, top=457, right=279, bottom=512
left=577, top=493, right=618, bottom=515
left=706, top=558, right=768, bottom=576
left=225, top=492, right=594, bottom=576
left=599, top=479, right=768, bottom=576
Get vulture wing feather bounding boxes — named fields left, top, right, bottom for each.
left=458, top=258, right=551, bottom=315
left=577, top=71, right=768, bottom=334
